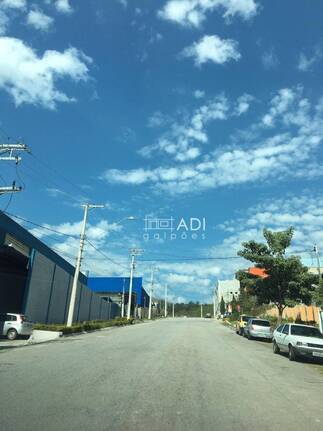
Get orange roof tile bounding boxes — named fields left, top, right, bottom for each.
left=247, top=267, right=268, bottom=278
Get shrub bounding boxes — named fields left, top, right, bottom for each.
left=33, top=317, right=134, bottom=334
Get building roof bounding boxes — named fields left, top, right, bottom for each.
left=87, top=277, right=149, bottom=306
left=247, top=267, right=268, bottom=278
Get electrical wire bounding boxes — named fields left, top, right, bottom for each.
left=3, top=211, right=79, bottom=238
left=86, top=239, right=129, bottom=270
left=29, top=152, right=93, bottom=201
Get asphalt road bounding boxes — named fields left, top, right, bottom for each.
left=1, top=318, right=323, bottom=431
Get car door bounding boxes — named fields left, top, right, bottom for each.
left=275, top=324, right=285, bottom=348
left=3, top=314, right=13, bottom=335
left=280, top=324, right=290, bottom=352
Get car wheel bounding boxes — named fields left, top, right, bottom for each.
left=273, top=341, right=280, bottom=354
left=288, top=345, right=297, bottom=361
left=7, top=329, right=18, bottom=341
left=248, top=333, right=253, bottom=340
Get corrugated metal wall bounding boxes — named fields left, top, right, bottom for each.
left=24, top=250, right=120, bottom=324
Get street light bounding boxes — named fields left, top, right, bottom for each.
left=67, top=211, right=135, bottom=327
left=67, top=204, right=104, bottom=327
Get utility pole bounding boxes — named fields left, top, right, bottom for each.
left=164, top=285, right=168, bottom=318
left=66, top=204, right=104, bottom=327
left=121, top=278, right=125, bottom=318
left=213, top=289, right=216, bottom=319
left=172, top=303, right=175, bottom=318
left=148, top=266, right=157, bottom=320
left=200, top=304, right=203, bottom=318
left=313, top=245, right=321, bottom=282
left=127, top=248, right=143, bottom=320
left=0, top=142, right=30, bottom=195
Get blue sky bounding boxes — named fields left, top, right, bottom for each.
left=1, top=0, right=323, bottom=303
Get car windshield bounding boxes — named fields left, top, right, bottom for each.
left=290, top=326, right=323, bottom=338
left=252, top=320, right=270, bottom=327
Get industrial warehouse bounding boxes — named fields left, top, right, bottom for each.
left=0, top=211, right=147, bottom=324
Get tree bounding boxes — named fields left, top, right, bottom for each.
left=220, top=296, right=226, bottom=315
left=238, top=227, right=317, bottom=322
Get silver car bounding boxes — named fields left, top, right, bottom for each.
left=244, top=318, right=272, bottom=341
left=0, top=313, right=33, bottom=340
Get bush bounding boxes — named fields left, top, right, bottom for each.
left=33, top=317, right=134, bottom=335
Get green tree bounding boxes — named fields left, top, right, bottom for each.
left=238, top=227, right=317, bottom=322
left=220, top=296, right=226, bottom=315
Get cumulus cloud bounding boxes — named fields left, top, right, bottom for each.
left=0, top=37, right=92, bottom=109
left=0, top=10, right=8, bottom=34
left=26, top=8, right=54, bottom=31
left=261, top=48, right=279, bottom=70
left=194, top=89, right=205, bottom=99
left=158, top=0, right=258, bottom=27
left=1, top=0, right=26, bottom=8
left=116, top=0, right=127, bottom=7
left=298, top=47, right=322, bottom=72
left=0, top=0, right=26, bottom=34
left=182, top=34, right=241, bottom=66
left=54, top=0, right=73, bottom=14
left=216, top=192, right=323, bottom=261
left=139, top=93, right=251, bottom=162
left=102, top=87, right=323, bottom=194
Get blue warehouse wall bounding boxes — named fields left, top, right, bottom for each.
left=0, top=212, right=120, bottom=324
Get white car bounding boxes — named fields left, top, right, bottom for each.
left=0, top=313, right=33, bottom=340
left=272, top=323, right=323, bottom=361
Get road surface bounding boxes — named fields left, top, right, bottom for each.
left=1, top=318, right=323, bottom=431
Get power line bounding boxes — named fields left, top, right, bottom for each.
left=3, top=211, right=79, bottom=238
left=86, top=239, right=129, bottom=270
left=29, top=152, right=93, bottom=201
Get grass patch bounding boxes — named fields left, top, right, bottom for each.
left=33, top=317, right=134, bottom=335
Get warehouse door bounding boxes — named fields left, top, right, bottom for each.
left=0, top=237, right=30, bottom=314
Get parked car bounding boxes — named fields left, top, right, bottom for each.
left=272, top=323, right=323, bottom=361
left=0, top=313, right=33, bottom=340
left=243, top=318, right=272, bottom=341
left=205, top=313, right=212, bottom=319
left=236, top=314, right=256, bottom=336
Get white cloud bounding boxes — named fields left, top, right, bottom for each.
left=194, top=89, right=205, bottom=99
left=261, top=87, right=297, bottom=127
left=215, top=192, right=323, bottom=269
left=0, top=37, right=92, bottom=109
left=298, top=47, right=322, bottom=72
left=116, top=0, right=127, bottom=7
left=26, top=8, right=54, bottom=31
left=0, top=0, right=26, bottom=35
left=158, top=0, right=258, bottom=27
left=147, top=111, right=169, bottom=128
left=102, top=87, right=323, bottom=194
left=0, top=0, right=26, bottom=8
left=55, top=0, right=73, bottom=14
left=182, top=35, right=241, bottom=66
left=140, top=93, right=248, bottom=162
left=261, top=48, right=279, bottom=70
left=0, top=10, right=8, bottom=34
left=234, top=93, right=254, bottom=116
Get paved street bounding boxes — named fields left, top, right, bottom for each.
left=0, top=319, right=323, bottom=431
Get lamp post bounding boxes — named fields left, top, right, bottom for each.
left=67, top=204, right=104, bottom=327
left=148, top=266, right=158, bottom=320
left=127, top=248, right=143, bottom=320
